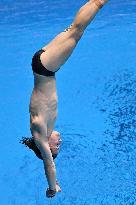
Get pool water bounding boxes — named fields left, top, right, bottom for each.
left=0, top=0, right=136, bottom=204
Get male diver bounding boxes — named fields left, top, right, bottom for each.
left=29, top=0, right=108, bottom=198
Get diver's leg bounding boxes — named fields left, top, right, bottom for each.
left=40, top=0, right=108, bottom=71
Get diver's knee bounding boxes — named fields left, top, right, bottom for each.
left=72, top=24, right=84, bottom=41
left=76, top=30, right=84, bottom=41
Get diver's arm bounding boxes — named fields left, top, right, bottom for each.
left=40, top=139, right=57, bottom=191
left=30, top=119, right=57, bottom=194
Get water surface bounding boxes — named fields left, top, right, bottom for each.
left=0, top=0, right=136, bottom=204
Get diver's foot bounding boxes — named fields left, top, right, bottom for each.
left=92, top=0, right=108, bottom=9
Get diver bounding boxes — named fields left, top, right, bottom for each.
left=28, top=0, right=108, bottom=198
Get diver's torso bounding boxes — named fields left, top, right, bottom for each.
left=29, top=73, right=58, bottom=136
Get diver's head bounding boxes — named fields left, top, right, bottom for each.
left=48, top=131, right=62, bottom=159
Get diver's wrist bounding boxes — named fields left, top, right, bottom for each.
left=48, top=188, right=56, bottom=192
left=46, top=188, right=56, bottom=198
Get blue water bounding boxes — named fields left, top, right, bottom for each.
left=0, top=0, right=136, bottom=204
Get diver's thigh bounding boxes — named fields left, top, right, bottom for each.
left=42, top=24, right=78, bottom=50
left=40, top=36, right=77, bottom=71
left=40, top=26, right=82, bottom=71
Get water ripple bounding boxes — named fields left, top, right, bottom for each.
left=95, top=69, right=136, bottom=203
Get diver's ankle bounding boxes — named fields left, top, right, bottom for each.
left=91, top=0, right=108, bottom=9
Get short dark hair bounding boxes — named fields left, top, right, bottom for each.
left=52, top=153, right=57, bottom=160
left=20, top=137, right=57, bottom=160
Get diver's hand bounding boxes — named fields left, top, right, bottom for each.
left=56, top=180, right=61, bottom=192
left=46, top=188, right=56, bottom=198
left=46, top=181, right=61, bottom=198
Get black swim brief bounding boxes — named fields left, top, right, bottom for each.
left=31, top=49, right=60, bottom=77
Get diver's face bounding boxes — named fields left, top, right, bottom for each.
left=48, top=131, right=62, bottom=157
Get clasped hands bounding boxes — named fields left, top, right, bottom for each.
left=46, top=180, right=61, bottom=198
